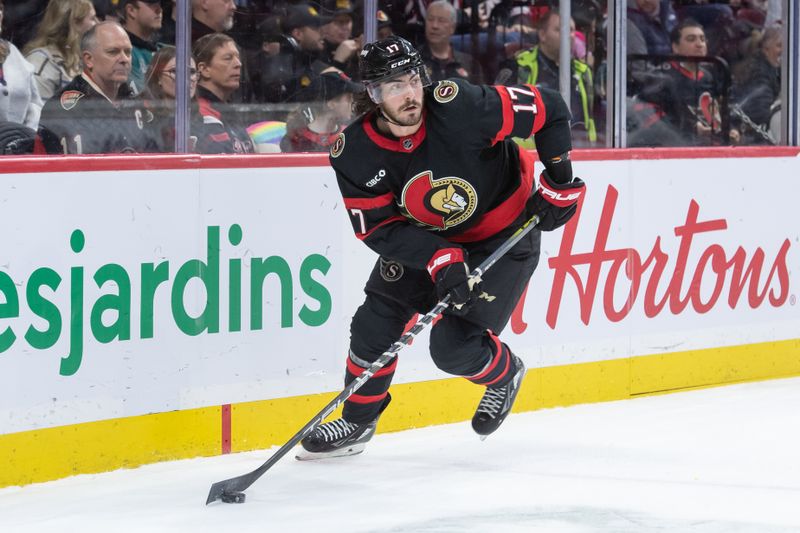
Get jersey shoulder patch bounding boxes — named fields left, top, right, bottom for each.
left=432, top=80, right=460, bottom=103
left=60, top=90, right=85, bottom=111
left=330, top=132, right=345, bottom=158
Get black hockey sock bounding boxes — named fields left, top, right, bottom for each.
left=466, top=332, right=517, bottom=387
left=342, top=351, right=397, bottom=424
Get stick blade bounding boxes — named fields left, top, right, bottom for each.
left=206, top=477, right=250, bottom=505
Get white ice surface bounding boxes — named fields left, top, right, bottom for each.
left=2, top=378, right=800, bottom=533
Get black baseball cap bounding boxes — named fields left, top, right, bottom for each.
left=283, top=3, right=332, bottom=32
left=322, top=0, right=355, bottom=16
left=377, top=9, right=392, bottom=29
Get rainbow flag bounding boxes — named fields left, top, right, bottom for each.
left=247, top=121, right=287, bottom=146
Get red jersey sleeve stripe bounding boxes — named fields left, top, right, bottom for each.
left=527, top=84, right=547, bottom=136
left=491, top=85, right=515, bottom=145
left=357, top=215, right=406, bottom=240
left=344, top=191, right=395, bottom=210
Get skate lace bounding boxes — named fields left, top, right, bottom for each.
left=317, top=419, right=359, bottom=442
left=476, top=386, right=507, bottom=419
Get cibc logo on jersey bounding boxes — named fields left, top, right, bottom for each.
left=400, top=171, right=477, bottom=230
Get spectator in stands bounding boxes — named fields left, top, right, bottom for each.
left=733, top=26, right=780, bottom=144
left=319, top=0, right=359, bottom=79
left=419, top=0, right=483, bottom=84
left=24, top=0, right=98, bottom=101
left=160, top=0, right=178, bottom=45
left=193, top=32, right=254, bottom=153
left=0, top=0, right=44, bottom=130
left=514, top=9, right=597, bottom=145
left=627, top=0, right=678, bottom=56
left=250, top=3, right=330, bottom=104
left=638, top=19, right=739, bottom=146
left=39, top=21, right=155, bottom=153
left=119, top=0, right=163, bottom=94
left=140, top=45, right=199, bottom=152
left=673, top=0, right=735, bottom=56
left=280, top=69, right=362, bottom=152
left=144, top=46, right=198, bottom=101
left=191, top=0, right=236, bottom=42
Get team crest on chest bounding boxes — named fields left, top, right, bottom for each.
left=400, top=171, right=477, bottom=230
left=330, top=133, right=345, bottom=158
left=432, top=81, right=459, bottom=103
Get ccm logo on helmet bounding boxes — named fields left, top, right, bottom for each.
left=389, top=58, right=411, bottom=69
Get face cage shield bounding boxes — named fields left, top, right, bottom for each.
left=365, top=66, right=432, bottom=104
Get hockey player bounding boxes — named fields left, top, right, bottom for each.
left=298, top=36, right=584, bottom=459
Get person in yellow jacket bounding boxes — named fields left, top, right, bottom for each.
left=514, top=10, right=597, bottom=146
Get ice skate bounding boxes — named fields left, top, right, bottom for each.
left=297, top=395, right=390, bottom=460
left=296, top=417, right=379, bottom=460
left=472, top=355, right=526, bottom=438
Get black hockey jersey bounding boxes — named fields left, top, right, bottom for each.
left=39, top=73, right=155, bottom=154
left=330, top=78, right=572, bottom=270
left=640, top=61, right=726, bottom=146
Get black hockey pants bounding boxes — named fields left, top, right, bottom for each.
left=342, top=227, right=541, bottom=424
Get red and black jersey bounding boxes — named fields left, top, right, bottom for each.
left=195, top=86, right=255, bottom=154
left=330, top=78, right=572, bottom=270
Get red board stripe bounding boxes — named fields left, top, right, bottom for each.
left=221, top=404, right=232, bottom=455
left=0, top=147, right=797, bottom=175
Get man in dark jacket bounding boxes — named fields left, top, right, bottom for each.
left=418, top=0, right=482, bottom=84
left=40, top=22, right=154, bottom=154
left=250, top=3, right=331, bottom=104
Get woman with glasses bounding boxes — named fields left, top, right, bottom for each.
left=140, top=45, right=199, bottom=152
left=23, top=0, right=98, bottom=101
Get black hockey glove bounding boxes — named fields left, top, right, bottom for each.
left=527, top=170, right=586, bottom=232
left=427, top=248, right=479, bottom=316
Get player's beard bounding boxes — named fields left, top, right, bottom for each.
left=381, top=100, right=423, bottom=127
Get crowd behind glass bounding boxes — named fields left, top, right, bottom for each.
left=0, top=0, right=786, bottom=155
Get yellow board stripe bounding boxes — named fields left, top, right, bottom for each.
left=2, top=338, right=799, bottom=488
left=0, top=407, right=221, bottom=488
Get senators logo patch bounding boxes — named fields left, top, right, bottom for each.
left=400, top=171, right=477, bottom=230
left=330, top=133, right=345, bottom=158
left=379, top=258, right=404, bottom=282
left=432, top=80, right=459, bottom=103
left=60, top=90, right=85, bottom=111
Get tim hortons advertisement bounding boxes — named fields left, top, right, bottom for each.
left=0, top=155, right=798, bottom=433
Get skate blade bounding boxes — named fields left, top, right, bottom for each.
left=478, top=434, right=488, bottom=441
left=295, top=443, right=366, bottom=461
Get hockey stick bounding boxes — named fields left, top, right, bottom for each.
left=205, top=214, right=541, bottom=505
